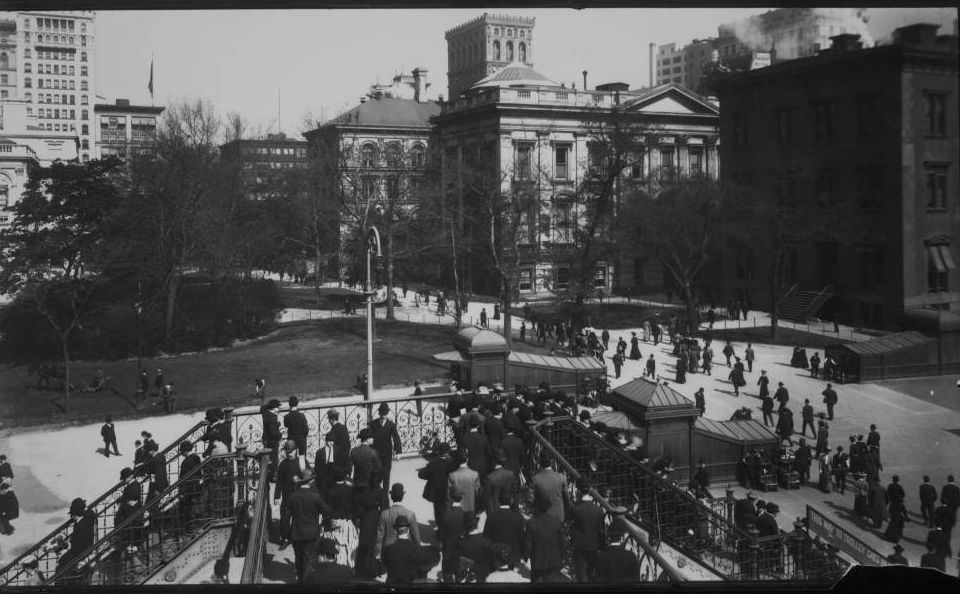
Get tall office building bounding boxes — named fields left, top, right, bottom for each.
left=0, top=10, right=96, bottom=162
left=445, top=12, right=535, bottom=101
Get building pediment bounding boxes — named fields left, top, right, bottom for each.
left=623, top=84, right=719, bottom=117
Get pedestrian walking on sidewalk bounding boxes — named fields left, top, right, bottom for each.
left=645, top=354, right=656, bottom=379
left=822, top=384, right=838, bottom=420
left=745, top=344, right=755, bottom=373
left=810, top=353, right=821, bottom=378
left=920, top=475, right=938, bottom=528
left=0, top=455, right=12, bottom=484
left=100, top=416, right=121, bottom=457
left=722, top=341, right=735, bottom=367
left=801, top=400, right=817, bottom=437
left=761, top=394, right=775, bottom=426
left=757, top=370, right=770, bottom=399
left=0, top=481, right=19, bottom=535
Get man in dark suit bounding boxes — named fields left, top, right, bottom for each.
left=526, top=497, right=564, bottom=582
left=484, top=404, right=505, bottom=454
left=178, top=441, right=202, bottom=526
left=596, top=522, right=641, bottom=582
left=501, top=427, right=525, bottom=478
left=100, top=416, right=120, bottom=457
left=275, top=440, right=303, bottom=549
left=734, top=492, right=758, bottom=529
left=261, top=399, right=283, bottom=481
left=941, top=475, right=959, bottom=535
left=927, top=521, right=953, bottom=559
left=569, top=480, right=605, bottom=582
left=56, top=498, right=97, bottom=581
left=284, top=397, right=310, bottom=468
left=460, top=415, right=492, bottom=481
left=324, top=409, right=351, bottom=474
left=531, top=451, right=568, bottom=522
left=119, top=467, right=142, bottom=505
left=320, top=469, right=353, bottom=526
left=0, top=481, right=19, bottom=535
left=502, top=400, right=523, bottom=438
left=350, top=428, right=382, bottom=493
left=0, top=455, right=12, bottom=484
left=288, top=478, right=329, bottom=584
left=800, top=399, right=817, bottom=437
left=920, top=475, right=939, bottom=528
left=381, top=516, right=438, bottom=585
left=439, top=489, right=470, bottom=582
left=145, top=440, right=168, bottom=519
left=484, top=453, right=518, bottom=515
left=371, top=403, right=402, bottom=502
left=757, top=502, right=780, bottom=537
left=375, top=483, right=421, bottom=560
left=920, top=541, right=946, bottom=572
left=418, top=442, right=453, bottom=531
left=305, top=537, right=355, bottom=584
left=483, top=493, right=525, bottom=569
left=458, top=514, right=501, bottom=582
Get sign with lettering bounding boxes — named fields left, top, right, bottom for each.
left=805, top=506, right=885, bottom=566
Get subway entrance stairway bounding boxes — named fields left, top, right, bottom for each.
left=0, top=392, right=851, bottom=585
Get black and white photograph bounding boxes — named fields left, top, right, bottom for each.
left=0, top=2, right=958, bottom=588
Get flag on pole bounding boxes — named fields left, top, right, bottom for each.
left=148, top=58, right=154, bottom=98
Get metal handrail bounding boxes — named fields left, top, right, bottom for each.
left=0, top=419, right=212, bottom=586
left=240, top=454, right=272, bottom=583
left=529, top=417, right=686, bottom=582
left=44, top=450, right=268, bottom=586
left=532, top=416, right=849, bottom=581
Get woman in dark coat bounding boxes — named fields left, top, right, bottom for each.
left=775, top=408, right=794, bottom=441
left=867, top=478, right=888, bottom=529
left=757, top=371, right=770, bottom=398
left=884, top=500, right=907, bottom=543
left=729, top=359, right=746, bottom=397
left=853, top=474, right=870, bottom=520
left=629, top=333, right=641, bottom=360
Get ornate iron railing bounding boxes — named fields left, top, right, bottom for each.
left=239, top=453, right=271, bottom=584
left=0, top=420, right=213, bottom=586
left=41, top=450, right=268, bottom=586
left=533, top=416, right=849, bottom=581
left=230, top=392, right=457, bottom=462
left=526, top=419, right=685, bottom=583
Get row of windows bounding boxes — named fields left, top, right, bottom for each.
left=25, top=49, right=80, bottom=61
left=24, top=17, right=86, bottom=33
left=491, top=26, right=526, bottom=38
left=23, top=32, right=87, bottom=46
left=733, top=91, right=949, bottom=147
left=24, top=78, right=88, bottom=91
left=24, top=93, right=88, bottom=105
left=241, top=146, right=307, bottom=158
left=514, top=143, right=706, bottom=181
left=358, top=143, right=426, bottom=168
left=24, top=62, right=82, bottom=75
left=491, top=40, right=527, bottom=63
left=36, top=108, right=80, bottom=120
left=732, top=163, right=952, bottom=212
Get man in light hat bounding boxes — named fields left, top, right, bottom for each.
left=375, top=483, right=421, bottom=559
left=371, top=402, right=402, bottom=501
left=275, top=439, right=304, bottom=550
left=284, top=396, right=309, bottom=469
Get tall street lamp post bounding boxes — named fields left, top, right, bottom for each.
left=365, top=226, right=382, bottom=401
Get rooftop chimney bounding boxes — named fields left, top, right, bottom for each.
left=413, top=68, right=429, bottom=103
left=893, top=23, right=940, bottom=48
left=116, top=98, right=130, bottom=107
left=582, top=70, right=588, bottom=91
left=649, top=42, right=656, bottom=87
left=829, top=33, right=863, bottom=53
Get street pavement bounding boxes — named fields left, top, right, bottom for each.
left=1, top=289, right=957, bottom=577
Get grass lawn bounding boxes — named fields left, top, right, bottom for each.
left=0, top=318, right=561, bottom=431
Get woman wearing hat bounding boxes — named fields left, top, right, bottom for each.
left=55, top=498, right=97, bottom=583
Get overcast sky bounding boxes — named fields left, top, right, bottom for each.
left=91, top=7, right=957, bottom=138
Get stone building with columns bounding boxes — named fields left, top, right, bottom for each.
left=433, top=67, right=720, bottom=298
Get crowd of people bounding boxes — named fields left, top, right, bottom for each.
left=257, top=381, right=648, bottom=585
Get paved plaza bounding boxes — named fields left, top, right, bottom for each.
left=1, top=292, right=958, bottom=578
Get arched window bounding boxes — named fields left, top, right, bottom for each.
left=410, top=144, right=425, bottom=168
left=493, top=40, right=500, bottom=61
left=506, top=41, right=514, bottom=61
left=385, top=142, right=402, bottom=168
left=360, top=143, right=378, bottom=168
left=519, top=42, right=526, bottom=63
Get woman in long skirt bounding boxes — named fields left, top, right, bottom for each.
left=884, top=500, right=907, bottom=543
left=817, top=453, right=832, bottom=493
left=629, top=332, right=642, bottom=360
left=757, top=371, right=770, bottom=398
left=853, top=473, right=870, bottom=520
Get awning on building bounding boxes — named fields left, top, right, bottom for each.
left=695, top=417, right=778, bottom=445
left=928, top=245, right=947, bottom=273
left=938, top=245, right=956, bottom=270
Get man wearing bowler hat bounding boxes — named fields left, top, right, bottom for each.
left=261, top=399, right=283, bottom=481
left=375, top=483, right=421, bottom=560
left=284, top=397, right=309, bottom=469
left=324, top=409, right=351, bottom=474
left=381, top=515, right=438, bottom=584
left=288, top=474, right=329, bottom=584
left=886, top=543, right=909, bottom=566
left=371, top=402, right=402, bottom=502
